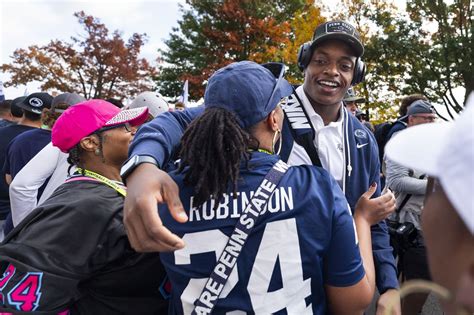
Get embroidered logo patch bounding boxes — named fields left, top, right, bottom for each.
left=354, top=128, right=367, bottom=139
left=29, top=98, right=43, bottom=108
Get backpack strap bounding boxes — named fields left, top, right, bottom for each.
left=396, top=174, right=426, bottom=214
left=282, top=87, right=322, bottom=167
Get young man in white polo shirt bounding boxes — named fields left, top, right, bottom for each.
left=121, top=20, right=398, bottom=314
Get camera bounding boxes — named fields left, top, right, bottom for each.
left=388, top=220, right=418, bottom=253
left=395, top=222, right=417, bottom=243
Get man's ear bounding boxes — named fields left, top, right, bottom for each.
left=79, top=135, right=100, bottom=152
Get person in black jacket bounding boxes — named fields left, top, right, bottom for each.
left=0, top=100, right=168, bottom=314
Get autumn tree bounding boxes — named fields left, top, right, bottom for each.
left=367, top=0, right=471, bottom=120
left=1, top=11, right=156, bottom=100
left=279, top=0, right=326, bottom=82
left=332, top=0, right=471, bottom=122
left=156, top=0, right=305, bottom=100
left=329, top=0, right=401, bottom=122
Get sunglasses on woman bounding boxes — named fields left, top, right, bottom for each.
left=95, top=122, right=134, bottom=134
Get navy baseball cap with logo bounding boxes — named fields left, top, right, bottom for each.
left=17, top=92, right=53, bottom=114
left=311, top=21, right=364, bottom=57
left=204, top=61, right=293, bottom=128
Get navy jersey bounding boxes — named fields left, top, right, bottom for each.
left=130, top=106, right=398, bottom=293
left=159, top=152, right=365, bottom=315
left=3, top=128, right=51, bottom=178
left=0, top=124, right=36, bottom=218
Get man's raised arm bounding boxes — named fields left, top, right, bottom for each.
left=122, top=107, right=203, bottom=252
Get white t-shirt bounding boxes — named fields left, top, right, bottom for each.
left=9, top=142, right=74, bottom=226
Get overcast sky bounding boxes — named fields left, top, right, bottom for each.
left=0, top=0, right=185, bottom=99
left=0, top=0, right=410, bottom=99
left=1, top=0, right=462, bottom=113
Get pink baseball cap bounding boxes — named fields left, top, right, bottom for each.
left=52, top=99, right=149, bottom=153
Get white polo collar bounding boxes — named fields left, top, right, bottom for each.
left=295, top=86, right=344, bottom=129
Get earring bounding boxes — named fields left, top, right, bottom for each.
left=272, top=129, right=282, bottom=156
left=94, top=148, right=101, bottom=156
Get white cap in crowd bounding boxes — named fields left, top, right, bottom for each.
left=129, top=91, right=169, bottom=118
left=385, top=93, right=474, bottom=234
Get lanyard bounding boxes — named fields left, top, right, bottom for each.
left=247, top=148, right=273, bottom=155
left=257, top=148, right=272, bottom=155
left=192, top=159, right=289, bottom=314
left=75, top=168, right=127, bottom=197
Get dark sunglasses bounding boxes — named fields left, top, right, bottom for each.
left=95, top=122, right=133, bottom=134
left=261, top=62, right=287, bottom=111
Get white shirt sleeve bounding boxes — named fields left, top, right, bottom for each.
left=9, top=142, right=72, bottom=226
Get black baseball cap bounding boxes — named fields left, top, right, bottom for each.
left=11, top=96, right=26, bottom=117
left=311, top=21, right=364, bottom=57
left=17, top=92, right=53, bottom=114
left=355, top=108, right=366, bottom=117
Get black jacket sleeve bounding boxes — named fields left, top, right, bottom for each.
left=0, top=183, right=124, bottom=313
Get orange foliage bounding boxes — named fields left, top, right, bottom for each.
left=180, top=0, right=294, bottom=98
left=1, top=11, right=156, bottom=100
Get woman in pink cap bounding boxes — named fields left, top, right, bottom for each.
left=0, top=100, right=168, bottom=314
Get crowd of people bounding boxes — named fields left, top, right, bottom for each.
left=0, top=19, right=472, bottom=315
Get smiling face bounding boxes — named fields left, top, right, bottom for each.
left=303, top=40, right=356, bottom=109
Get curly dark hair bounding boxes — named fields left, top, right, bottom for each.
left=41, top=103, right=70, bottom=129
left=67, top=144, right=85, bottom=175
left=178, top=107, right=257, bottom=208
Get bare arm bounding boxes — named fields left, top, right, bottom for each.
left=326, top=213, right=374, bottom=315
left=326, top=184, right=395, bottom=314
left=123, top=107, right=202, bottom=252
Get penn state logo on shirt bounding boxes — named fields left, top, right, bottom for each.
left=355, top=128, right=369, bottom=149
left=29, top=97, right=44, bottom=108
left=354, top=128, right=367, bottom=139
